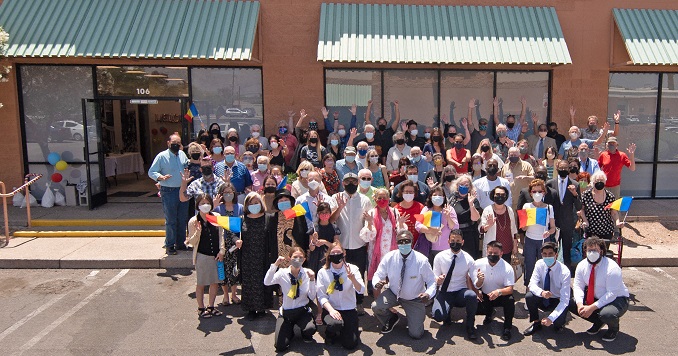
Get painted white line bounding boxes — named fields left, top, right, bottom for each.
left=0, top=270, right=100, bottom=343
left=653, top=267, right=676, bottom=280
left=628, top=267, right=638, bottom=271
left=16, top=269, right=129, bottom=354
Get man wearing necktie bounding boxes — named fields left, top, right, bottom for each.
left=431, top=229, right=479, bottom=340
left=528, top=122, right=556, bottom=160
left=523, top=242, right=572, bottom=336
left=571, top=238, right=630, bottom=342
left=371, top=230, right=437, bottom=339
left=546, top=160, right=581, bottom=269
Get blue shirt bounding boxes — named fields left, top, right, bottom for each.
left=148, top=149, right=188, bottom=188
left=506, top=123, right=522, bottom=142
left=326, top=114, right=357, bottom=151
left=334, top=159, right=364, bottom=191
left=558, top=138, right=595, bottom=158
left=580, top=157, right=601, bottom=175
left=412, top=158, right=432, bottom=182
left=225, top=161, right=253, bottom=194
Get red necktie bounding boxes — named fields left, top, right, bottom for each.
left=586, top=264, right=596, bottom=305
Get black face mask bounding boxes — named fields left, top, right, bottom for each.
left=569, top=166, right=579, bottom=174
left=432, top=136, right=442, bottom=142
left=328, top=254, right=344, bottom=264
left=344, top=183, right=358, bottom=194
left=487, top=166, right=499, bottom=176
left=506, top=122, right=515, bottom=129
left=487, top=254, right=501, bottom=264
left=493, top=195, right=507, bottom=205
left=557, top=169, right=569, bottom=178
left=200, top=136, right=209, bottom=143
left=443, top=175, right=455, bottom=183
left=264, top=186, right=276, bottom=194
left=449, top=242, right=462, bottom=252
left=228, top=136, right=238, bottom=142
left=211, top=129, right=220, bottom=136
left=190, top=153, right=201, bottom=160
left=201, top=166, right=213, bottom=176
left=594, top=182, right=605, bottom=190
left=169, top=143, right=180, bottom=153
left=378, top=124, right=387, bottom=131
left=395, top=139, right=405, bottom=145
left=309, top=137, right=318, bottom=144
left=535, top=173, right=548, bottom=181
left=481, top=145, right=491, bottom=152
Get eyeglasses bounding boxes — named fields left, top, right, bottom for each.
left=360, top=177, right=372, bottom=181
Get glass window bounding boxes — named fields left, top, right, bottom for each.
left=383, top=70, right=438, bottom=132
left=96, top=66, right=188, bottom=97
left=190, top=68, right=262, bottom=140
left=655, top=164, right=678, bottom=197
left=495, top=72, right=550, bottom=138
left=608, top=73, right=658, bottom=163
left=659, top=73, right=678, bottom=162
left=620, top=163, right=652, bottom=198
left=439, top=71, right=494, bottom=138
left=324, top=70, right=381, bottom=132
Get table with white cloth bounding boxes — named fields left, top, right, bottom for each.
left=105, top=152, right=145, bottom=184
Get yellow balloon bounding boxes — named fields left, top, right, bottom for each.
left=55, top=160, right=68, bottom=171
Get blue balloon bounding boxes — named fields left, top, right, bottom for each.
left=47, top=152, right=61, bottom=166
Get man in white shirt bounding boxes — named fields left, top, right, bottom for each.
left=471, top=241, right=516, bottom=341
left=371, top=230, right=437, bottom=339
left=331, top=172, right=373, bottom=313
left=432, top=229, right=479, bottom=340
left=523, top=242, right=572, bottom=336
left=473, top=158, right=512, bottom=209
left=297, top=171, right=336, bottom=226
left=572, top=238, right=630, bottom=342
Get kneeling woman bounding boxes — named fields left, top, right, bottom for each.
left=187, top=193, right=226, bottom=318
left=316, top=242, right=365, bottom=350
left=264, top=247, right=317, bottom=352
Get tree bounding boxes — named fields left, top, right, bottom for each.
left=0, top=26, right=10, bottom=109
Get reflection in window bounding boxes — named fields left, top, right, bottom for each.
left=659, top=73, right=678, bottom=162
left=495, top=72, right=550, bottom=138
left=190, top=68, right=263, bottom=139
left=383, top=70, right=438, bottom=132
left=440, top=71, right=494, bottom=138
left=325, top=70, right=381, bottom=132
left=96, top=66, right=188, bottom=97
left=620, top=163, right=652, bottom=198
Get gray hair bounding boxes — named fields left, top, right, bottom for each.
left=591, top=170, right=607, bottom=183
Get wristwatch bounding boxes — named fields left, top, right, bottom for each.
left=497, top=290, right=502, bottom=296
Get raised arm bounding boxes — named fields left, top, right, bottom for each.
left=392, top=100, right=401, bottom=131
left=365, top=100, right=373, bottom=125
left=295, top=109, right=308, bottom=135
left=519, top=97, right=527, bottom=124
left=593, top=121, right=610, bottom=146
left=320, top=107, right=329, bottom=130
left=612, top=110, right=621, bottom=137
left=466, top=99, right=476, bottom=132
left=532, top=112, right=539, bottom=136
left=331, top=110, right=339, bottom=133
left=569, top=105, right=576, bottom=128
left=493, top=97, right=500, bottom=126
left=287, top=110, right=295, bottom=134
left=349, top=104, right=358, bottom=130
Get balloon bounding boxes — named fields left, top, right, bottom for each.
left=70, top=169, right=82, bottom=179
left=61, top=151, right=74, bottom=161
left=51, top=173, right=63, bottom=183
left=47, top=152, right=61, bottom=165
left=55, top=160, right=68, bottom=171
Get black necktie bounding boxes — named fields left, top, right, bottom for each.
left=398, top=254, right=408, bottom=298
left=289, top=273, right=301, bottom=299
left=537, top=138, right=544, bottom=159
left=440, top=254, right=457, bottom=292
left=543, top=268, right=551, bottom=307
left=332, top=272, right=343, bottom=292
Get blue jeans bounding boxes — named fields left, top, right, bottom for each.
left=524, top=238, right=544, bottom=286
left=160, top=186, right=188, bottom=249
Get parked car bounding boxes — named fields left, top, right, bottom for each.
left=51, top=120, right=85, bottom=140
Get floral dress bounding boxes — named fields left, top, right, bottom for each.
left=214, top=204, right=242, bottom=286
left=321, top=168, right=340, bottom=196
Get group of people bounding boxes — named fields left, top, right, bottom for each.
left=148, top=98, right=633, bottom=351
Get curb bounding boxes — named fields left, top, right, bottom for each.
left=31, top=219, right=165, bottom=227
left=13, top=230, right=165, bottom=238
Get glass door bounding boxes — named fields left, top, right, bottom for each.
left=81, top=99, right=107, bottom=209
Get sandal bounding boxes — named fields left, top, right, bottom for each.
left=207, top=306, right=222, bottom=317
left=231, top=296, right=241, bottom=304
left=218, top=298, right=231, bottom=307
left=198, top=307, right=211, bottom=318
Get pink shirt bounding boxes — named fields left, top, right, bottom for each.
left=251, top=170, right=268, bottom=193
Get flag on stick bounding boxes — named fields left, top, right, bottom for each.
left=414, top=211, right=442, bottom=228
left=205, top=214, right=241, bottom=233
left=606, top=196, right=633, bottom=212
left=184, top=103, right=199, bottom=123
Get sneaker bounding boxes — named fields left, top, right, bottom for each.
left=381, top=314, right=399, bottom=333
left=356, top=304, right=365, bottom=316
left=602, top=329, right=618, bottom=342
left=166, top=248, right=177, bottom=255
left=501, top=328, right=512, bottom=341
left=586, top=322, right=604, bottom=335
left=467, top=327, right=478, bottom=340
left=175, top=245, right=191, bottom=251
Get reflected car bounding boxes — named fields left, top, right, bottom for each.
left=225, top=108, right=249, bottom=118
left=52, top=120, right=85, bottom=140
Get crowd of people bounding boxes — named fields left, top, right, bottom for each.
left=148, top=98, right=634, bottom=351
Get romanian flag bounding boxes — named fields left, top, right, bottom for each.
left=283, top=201, right=312, bottom=220
left=414, top=211, right=442, bottom=228
left=205, top=214, right=241, bottom=233
left=606, top=196, right=633, bottom=212
left=517, top=208, right=548, bottom=229
left=184, top=103, right=198, bottom=123
left=277, top=175, right=288, bottom=190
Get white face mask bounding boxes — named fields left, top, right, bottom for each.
left=365, top=132, right=374, bottom=140
left=410, top=129, right=418, bottom=136
left=198, top=204, right=211, bottom=213
left=300, top=169, right=309, bottom=178
left=424, top=132, right=431, bottom=139
left=407, top=174, right=419, bottom=183
left=432, top=195, right=445, bottom=206
left=307, top=180, right=320, bottom=191
left=402, top=193, right=415, bottom=202
left=587, top=250, right=601, bottom=263
left=338, top=129, right=346, bottom=137
left=569, top=132, right=579, bottom=140
left=270, top=142, right=279, bottom=149
left=532, top=192, right=544, bottom=202
left=359, top=180, right=371, bottom=189
left=251, top=132, right=260, bottom=138
left=369, top=157, right=379, bottom=164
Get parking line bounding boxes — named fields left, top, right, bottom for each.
left=15, top=269, right=129, bottom=354
left=653, top=267, right=676, bottom=280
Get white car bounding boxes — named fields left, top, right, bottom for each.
left=52, top=120, right=85, bottom=140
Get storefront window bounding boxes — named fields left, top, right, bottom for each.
left=190, top=68, right=262, bottom=140
left=325, top=70, right=381, bottom=132
left=495, top=72, right=550, bottom=138
left=440, top=71, right=494, bottom=136
left=96, top=66, right=188, bottom=97
left=383, top=70, right=438, bottom=132
left=658, top=73, right=678, bottom=161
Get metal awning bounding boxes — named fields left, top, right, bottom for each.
left=317, top=3, right=572, bottom=65
left=0, top=0, right=260, bottom=60
left=613, top=8, right=678, bottom=65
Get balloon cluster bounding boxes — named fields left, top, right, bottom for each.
left=47, top=152, right=68, bottom=183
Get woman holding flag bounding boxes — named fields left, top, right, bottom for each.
left=266, top=189, right=309, bottom=268
left=519, top=179, right=556, bottom=288
left=414, top=186, right=459, bottom=265
left=212, top=183, right=243, bottom=306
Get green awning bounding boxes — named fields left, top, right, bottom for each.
left=613, top=8, right=678, bottom=65
left=0, top=0, right=260, bottom=60
left=317, top=3, right=572, bottom=65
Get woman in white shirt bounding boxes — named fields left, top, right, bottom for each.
left=521, top=179, right=556, bottom=288
left=263, top=247, right=317, bottom=352
left=316, top=242, right=365, bottom=350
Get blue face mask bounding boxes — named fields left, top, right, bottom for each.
left=331, top=139, right=339, bottom=146
left=543, top=257, right=556, bottom=267
left=224, top=154, right=235, bottom=163
left=212, top=146, right=223, bottom=154
left=248, top=203, right=261, bottom=214
left=279, top=127, right=288, bottom=135
left=458, top=185, right=469, bottom=195
left=277, top=200, right=291, bottom=211
left=358, top=149, right=368, bottom=156
left=398, top=243, right=412, bottom=255
left=345, top=155, right=355, bottom=163
left=411, top=155, right=421, bottom=163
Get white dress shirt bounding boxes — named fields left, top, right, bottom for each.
left=473, top=176, right=512, bottom=209
left=433, top=249, right=475, bottom=293
left=372, top=250, right=437, bottom=300
left=296, top=191, right=336, bottom=227
left=471, top=257, right=515, bottom=294
left=528, top=259, right=571, bottom=322
left=573, top=257, right=629, bottom=309
left=333, top=191, right=373, bottom=250
left=316, top=263, right=365, bottom=311
left=264, top=264, right=316, bottom=310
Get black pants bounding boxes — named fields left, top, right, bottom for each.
left=477, top=293, right=515, bottom=329
left=345, top=246, right=367, bottom=305
left=461, top=227, right=480, bottom=260
left=323, top=309, right=360, bottom=350
left=560, top=227, right=574, bottom=266
left=525, top=291, right=568, bottom=327
left=275, top=307, right=316, bottom=352
left=569, top=296, right=629, bottom=332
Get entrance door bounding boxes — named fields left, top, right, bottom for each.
left=81, top=99, right=107, bottom=209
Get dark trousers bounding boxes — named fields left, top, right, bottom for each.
left=275, top=307, right=316, bottom=351
left=570, top=296, right=629, bottom=332
left=560, top=228, right=574, bottom=266
left=461, top=228, right=480, bottom=260
left=477, top=293, right=515, bottom=329
left=345, top=246, right=367, bottom=304
left=323, top=309, right=360, bottom=350
left=432, top=288, right=478, bottom=330
left=525, top=291, right=568, bottom=327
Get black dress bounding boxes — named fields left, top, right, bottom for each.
left=451, top=193, right=482, bottom=259
left=308, top=223, right=339, bottom=272
left=240, top=214, right=270, bottom=312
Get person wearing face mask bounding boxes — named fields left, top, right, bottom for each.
left=308, top=202, right=340, bottom=324
left=316, top=242, right=365, bottom=349
left=221, top=145, right=253, bottom=204
left=297, top=170, right=333, bottom=226
left=186, top=143, right=206, bottom=225
left=501, top=147, right=535, bottom=213
left=366, top=148, right=389, bottom=188
left=578, top=142, right=600, bottom=175
left=431, top=229, right=478, bottom=339
left=212, top=183, right=244, bottom=306
left=558, top=125, right=607, bottom=159
left=390, top=165, right=430, bottom=205
left=391, top=180, right=424, bottom=244
left=579, top=171, right=624, bottom=242
left=473, top=158, right=512, bottom=210
left=291, top=161, right=327, bottom=199
left=546, top=160, right=582, bottom=268
left=571, top=238, right=629, bottom=342
left=446, top=134, right=471, bottom=175
left=463, top=98, right=495, bottom=153
left=180, top=158, right=226, bottom=213
left=475, top=138, right=504, bottom=171
left=479, top=186, right=518, bottom=260
left=415, top=186, right=459, bottom=264
left=577, top=110, right=620, bottom=144
left=195, top=129, right=211, bottom=153
left=326, top=132, right=343, bottom=161
left=597, top=137, right=636, bottom=199
left=542, top=146, right=560, bottom=179
left=260, top=176, right=279, bottom=212
left=471, top=241, right=516, bottom=341
left=353, top=124, right=379, bottom=154
left=425, top=153, right=446, bottom=187
left=354, top=141, right=370, bottom=168
left=517, top=165, right=558, bottom=211
left=385, top=131, right=411, bottom=172
left=225, top=128, right=245, bottom=157
left=268, top=134, right=288, bottom=171
left=186, top=194, right=226, bottom=319
left=469, top=154, right=486, bottom=182
left=250, top=156, right=270, bottom=193
left=326, top=104, right=358, bottom=153
left=334, top=146, right=364, bottom=189
left=520, top=179, right=557, bottom=288
left=371, top=230, right=437, bottom=339
left=547, top=122, right=566, bottom=151
left=423, top=127, right=446, bottom=160
left=244, top=137, right=262, bottom=159
left=208, top=123, right=225, bottom=143
left=516, top=138, right=537, bottom=168
left=408, top=146, right=432, bottom=183
left=529, top=122, right=556, bottom=160
left=405, top=119, right=426, bottom=150
left=493, top=123, right=513, bottom=162
left=248, top=124, right=269, bottom=150
left=278, top=118, right=299, bottom=171
left=264, top=247, right=317, bottom=351
left=356, top=169, right=376, bottom=201
left=523, top=242, right=572, bottom=336
left=148, top=133, right=189, bottom=255
left=208, top=138, right=226, bottom=176
left=450, top=175, right=482, bottom=259
left=364, top=99, right=401, bottom=162
left=300, top=130, right=328, bottom=169
left=388, top=157, right=410, bottom=188
left=267, top=189, right=310, bottom=271
left=492, top=96, right=527, bottom=143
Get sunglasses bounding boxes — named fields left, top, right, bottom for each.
left=361, top=177, right=372, bottom=181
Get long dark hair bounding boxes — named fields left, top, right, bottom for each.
left=323, top=241, right=345, bottom=269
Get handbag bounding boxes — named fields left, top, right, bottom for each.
left=413, top=233, right=431, bottom=256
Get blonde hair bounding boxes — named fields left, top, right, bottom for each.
left=296, top=160, right=314, bottom=176
left=307, top=130, right=323, bottom=161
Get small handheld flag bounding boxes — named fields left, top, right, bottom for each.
left=517, top=208, right=548, bottom=229
left=184, top=103, right=199, bottom=123
left=205, top=214, right=242, bottom=233
left=277, top=175, right=288, bottom=190
left=283, top=203, right=308, bottom=220
left=414, top=211, right=442, bottom=228
left=606, top=197, right=633, bottom=212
